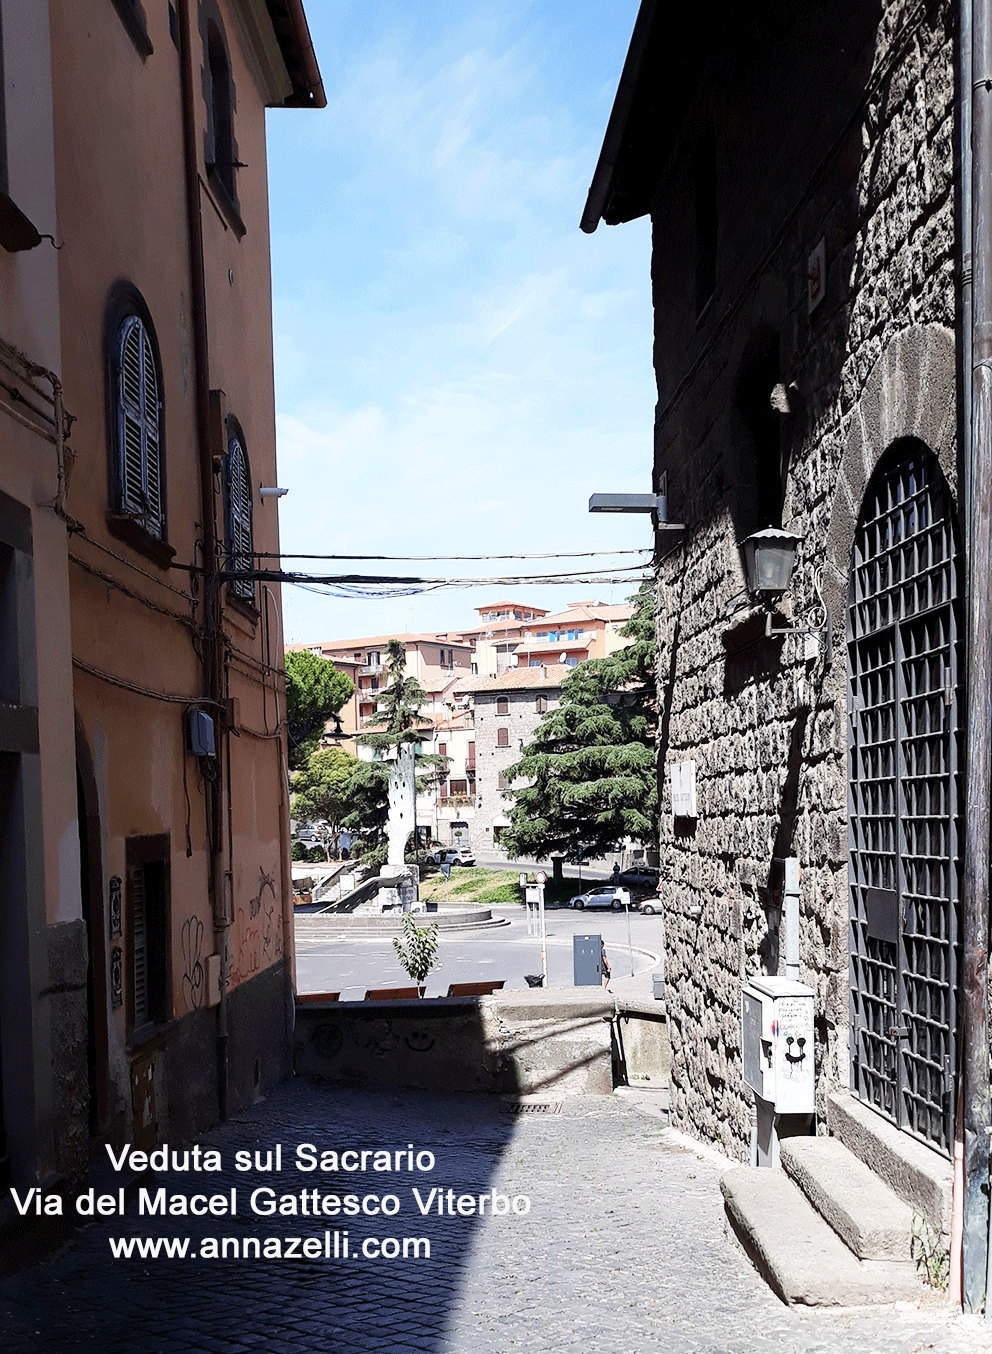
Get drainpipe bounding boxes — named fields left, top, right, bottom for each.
left=965, top=0, right=992, bottom=1313
left=177, top=0, right=230, bottom=1120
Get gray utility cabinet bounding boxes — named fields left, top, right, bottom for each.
left=574, top=934, right=604, bottom=986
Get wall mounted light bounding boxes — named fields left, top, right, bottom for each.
left=259, top=486, right=289, bottom=498
left=742, top=527, right=801, bottom=600
left=588, top=473, right=684, bottom=531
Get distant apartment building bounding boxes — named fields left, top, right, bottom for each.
left=295, top=634, right=473, bottom=750
left=453, top=667, right=570, bottom=855
left=415, top=706, right=476, bottom=848
left=515, top=601, right=634, bottom=669
left=456, top=600, right=550, bottom=676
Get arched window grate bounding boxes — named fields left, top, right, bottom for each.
left=847, top=442, right=962, bottom=1156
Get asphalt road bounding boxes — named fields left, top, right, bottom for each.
left=295, top=905, right=662, bottom=998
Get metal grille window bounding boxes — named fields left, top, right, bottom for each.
left=115, top=315, right=163, bottom=539
left=225, top=433, right=254, bottom=603
left=847, top=443, right=962, bottom=1155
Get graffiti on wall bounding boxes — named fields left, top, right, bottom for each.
left=181, top=915, right=205, bottom=1010
left=230, top=866, right=281, bottom=987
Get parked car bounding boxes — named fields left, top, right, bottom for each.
left=570, top=886, right=638, bottom=911
left=618, top=865, right=661, bottom=889
left=426, top=848, right=475, bottom=867
left=638, top=896, right=663, bottom=915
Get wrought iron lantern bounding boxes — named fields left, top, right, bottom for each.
left=742, top=527, right=801, bottom=600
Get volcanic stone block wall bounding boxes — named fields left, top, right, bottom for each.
left=651, top=0, right=958, bottom=1157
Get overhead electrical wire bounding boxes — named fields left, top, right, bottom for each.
left=253, top=548, right=651, bottom=562
left=222, top=562, right=650, bottom=603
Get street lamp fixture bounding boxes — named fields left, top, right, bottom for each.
left=588, top=474, right=684, bottom=531
left=742, top=527, right=801, bottom=600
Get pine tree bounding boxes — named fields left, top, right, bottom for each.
left=500, top=582, right=656, bottom=861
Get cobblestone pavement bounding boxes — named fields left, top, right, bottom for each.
left=1, top=1079, right=989, bottom=1354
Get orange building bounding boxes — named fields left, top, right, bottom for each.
left=515, top=601, right=634, bottom=669
left=0, top=0, right=322, bottom=1197
left=297, top=633, right=473, bottom=746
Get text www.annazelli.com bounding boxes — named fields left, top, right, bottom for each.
left=108, top=1231, right=430, bottom=1260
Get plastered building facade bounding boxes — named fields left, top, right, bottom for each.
left=1, top=0, right=322, bottom=1198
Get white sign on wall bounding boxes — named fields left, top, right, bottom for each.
left=670, top=761, right=697, bottom=819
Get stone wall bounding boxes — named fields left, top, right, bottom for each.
left=471, top=683, right=561, bottom=855
left=650, top=0, right=959, bottom=1158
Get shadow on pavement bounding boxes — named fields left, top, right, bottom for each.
left=0, top=1079, right=525, bottom=1354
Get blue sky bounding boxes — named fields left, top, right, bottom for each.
left=266, top=1, right=654, bottom=645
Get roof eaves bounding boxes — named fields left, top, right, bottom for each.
left=264, top=0, right=326, bottom=108
left=580, top=0, right=660, bottom=234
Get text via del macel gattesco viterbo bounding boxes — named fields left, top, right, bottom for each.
left=9, top=1141, right=533, bottom=1261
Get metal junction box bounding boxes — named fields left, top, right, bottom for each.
left=741, top=976, right=815, bottom=1114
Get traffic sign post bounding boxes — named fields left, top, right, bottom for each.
left=519, top=873, right=533, bottom=934
left=535, top=871, right=548, bottom=985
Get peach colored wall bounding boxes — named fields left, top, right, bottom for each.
left=48, top=0, right=299, bottom=1137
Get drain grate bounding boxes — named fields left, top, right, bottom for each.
left=504, top=1102, right=562, bottom=1115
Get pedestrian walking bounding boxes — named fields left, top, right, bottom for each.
left=601, top=940, right=611, bottom=987
left=611, top=861, right=621, bottom=886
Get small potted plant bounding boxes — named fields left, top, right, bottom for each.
left=392, top=913, right=439, bottom=996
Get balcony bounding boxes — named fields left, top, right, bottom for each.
left=438, top=796, right=476, bottom=808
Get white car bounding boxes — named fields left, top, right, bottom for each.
left=570, top=886, right=636, bottom=911
left=426, top=849, right=475, bottom=867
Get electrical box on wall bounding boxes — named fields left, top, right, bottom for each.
left=186, top=709, right=216, bottom=757
left=205, top=953, right=222, bottom=1008
left=741, top=976, right=815, bottom=1114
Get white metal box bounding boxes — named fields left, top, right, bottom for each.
left=741, top=976, right=815, bottom=1114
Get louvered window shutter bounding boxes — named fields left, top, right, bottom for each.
left=227, top=436, right=253, bottom=600
left=116, top=315, right=163, bottom=539
left=130, top=864, right=149, bottom=1028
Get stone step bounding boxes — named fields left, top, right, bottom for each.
left=721, top=1167, right=922, bottom=1306
left=827, top=1090, right=952, bottom=1240
left=780, top=1135, right=913, bottom=1260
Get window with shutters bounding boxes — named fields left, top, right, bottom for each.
left=497, top=727, right=509, bottom=748
left=116, top=316, right=162, bottom=536
left=126, top=835, right=170, bottom=1036
left=203, top=12, right=245, bottom=237
left=224, top=426, right=254, bottom=606
left=496, top=697, right=509, bottom=715
left=106, top=286, right=172, bottom=564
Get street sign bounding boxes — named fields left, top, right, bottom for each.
left=535, top=871, right=547, bottom=884
left=440, top=864, right=451, bottom=879
left=518, top=872, right=528, bottom=888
